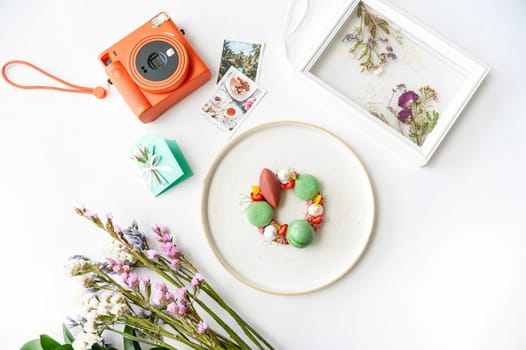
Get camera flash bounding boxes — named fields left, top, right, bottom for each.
left=166, top=48, right=175, bottom=57
left=150, top=12, right=170, bottom=27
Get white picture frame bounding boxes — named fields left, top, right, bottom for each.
left=298, top=0, right=489, bottom=166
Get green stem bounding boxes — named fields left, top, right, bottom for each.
left=107, top=327, right=177, bottom=350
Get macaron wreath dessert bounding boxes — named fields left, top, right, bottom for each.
left=245, top=168, right=325, bottom=248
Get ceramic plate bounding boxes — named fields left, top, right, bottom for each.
left=201, top=121, right=375, bottom=294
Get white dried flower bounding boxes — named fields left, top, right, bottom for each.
left=108, top=239, right=137, bottom=264
left=110, top=293, right=125, bottom=305
left=373, top=66, right=383, bottom=75
left=99, top=291, right=113, bottom=303
left=84, top=310, right=98, bottom=321
left=83, top=319, right=98, bottom=333
left=66, top=259, right=91, bottom=276
left=72, top=331, right=102, bottom=350
left=82, top=294, right=99, bottom=310
left=110, top=303, right=128, bottom=317
left=81, top=275, right=97, bottom=289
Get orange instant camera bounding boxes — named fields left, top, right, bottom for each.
left=99, top=12, right=210, bottom=123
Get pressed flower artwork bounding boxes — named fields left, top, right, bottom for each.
left=369, top=84, right=440, bottom=146
left=342, top=3, right=401, bottom=74
left=304, top=0, right=487, bottom=163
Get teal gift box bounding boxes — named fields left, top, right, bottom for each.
left=131, top=135, right=193, bottom=196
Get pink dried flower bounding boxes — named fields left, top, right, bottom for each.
left=166, top=302, right=178, bottom=314
left=165, top=291, right=175, bottom=303
left=156, top=283, right=168, bottom=293
left=160, top=233, right=172, bottom=243
left=152, top=224, right=161, bottom=234
left=191, top=273, right=205, bottom=289
left=161, top=226, right=169, bottom=235
left=146, top=249, right=158, bottom=260
left=178, top=305, right=187, bottom=316
left=161, top=242, right=181, bottom=259
left=125, top=272, right=139, bottom=288
left=170, top=259, right=181, bottom=270
left=114, top=225, right=122, bottom=233
left=177, top=287, right=187, bottom=300
left=197, top=320, right=208, bottom=334
left=153, top=291, right=164, bottom=305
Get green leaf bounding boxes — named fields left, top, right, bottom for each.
left=53, top=345, right=73, bottom=350
left=62, top=325, right=74, bottom=345
left=20, top=339, right=43, bottom=350
left=358, top=46, right=369, bottom=60
left=123, top=326, right=142, bottom=350
left=370, top=24, right=376, bottom=38
left=430, top=111, right=439, bottom=131
left=90, top=344, right=105, bottom=350
left=364, top=13, right=370, bottom=25
left=379, top=22, right=390, bottom=34
left=357, top=4, right=362, bottom=17
left=40, top=335, right=61, bottom=350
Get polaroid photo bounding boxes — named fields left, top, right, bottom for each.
left=217, top=39, right=264, bottom=82
left=202, top=66, right=266, bottom=133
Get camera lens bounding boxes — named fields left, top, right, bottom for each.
left=147, top=52, right=167, bottom=70
left=135, top=40, right=179, bottom=82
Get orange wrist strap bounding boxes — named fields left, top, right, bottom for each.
left=1, top=60, right=108, bottom=99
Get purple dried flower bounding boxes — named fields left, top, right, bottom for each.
left=343, top=33, right=359, bottom=42
left=398, top=108, right=412, bottom=123
left=122, top=221, right=148, bottom=250
left=398, top=90, right=419, bottom=108
left=367, top=38, right=376, bottom=48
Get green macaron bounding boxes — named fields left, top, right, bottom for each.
left=293, top=174, right=320, bottom=200
left=246, top=201, right=273, bottom=227
left=286, top=219, right=315, bottom=248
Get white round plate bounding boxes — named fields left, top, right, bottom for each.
left=202, top=121, right=375, bottom=295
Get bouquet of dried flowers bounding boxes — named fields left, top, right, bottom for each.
left=63, top=208, right=274, bottom=350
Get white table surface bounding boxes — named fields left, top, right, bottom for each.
left=1, top=0, right=525, bottom=349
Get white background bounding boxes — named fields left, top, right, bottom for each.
left=1, top=0, right=525, bottom=349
